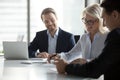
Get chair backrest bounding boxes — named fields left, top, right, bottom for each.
left=74, top=35, right=80, bottom=43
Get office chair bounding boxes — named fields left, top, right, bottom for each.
left=74, top=35, right=80, bottom=43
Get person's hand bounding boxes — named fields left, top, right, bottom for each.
left=54, top=58, right=68, bottom=74
left=47, top=53, right=60, bottom=63
left=70, top=58, right=87, bottom=64
left=37, top=52, right=49, bottom=58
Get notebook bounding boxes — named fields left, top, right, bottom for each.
left=3, top=41, right=29, bottom=60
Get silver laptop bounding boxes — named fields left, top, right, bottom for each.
left=3, top=41, right=29, bottom=60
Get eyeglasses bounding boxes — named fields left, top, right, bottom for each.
left=82, top=18, right=97, bottom=26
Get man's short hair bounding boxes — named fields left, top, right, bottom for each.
left=41, top=8, right=57, bottom=20
left=100, top=0, right=120, bottom=14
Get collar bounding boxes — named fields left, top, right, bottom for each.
left=87, top=32, right=101, bottom=39
left=47, top=27, right=59, bottom=38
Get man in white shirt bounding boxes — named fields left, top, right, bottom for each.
left=28, top=8, right=75, bottom=58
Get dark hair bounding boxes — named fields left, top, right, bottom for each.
left=41, top=8, right=57, bottom=20
left=100, top=0, right=120, bottom=14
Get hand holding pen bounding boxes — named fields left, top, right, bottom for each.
left=47, top=53, right=60, bottom=63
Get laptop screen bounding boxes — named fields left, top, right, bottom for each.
left=3, top=41, right=29, bottom=60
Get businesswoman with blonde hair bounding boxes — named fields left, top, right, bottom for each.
left=48, top=4, right=109, bottom=64
left=54, top=0, right=120, bottom=79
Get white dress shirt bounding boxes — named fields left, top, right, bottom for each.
left=47, top=28, right=59, bottom=54
left=35, top=28, right=59, bottom=56
left=59, top=32, right=108, bottom=62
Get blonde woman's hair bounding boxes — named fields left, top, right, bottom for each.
left=83, top=3, right=108, bottom=34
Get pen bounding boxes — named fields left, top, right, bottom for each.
left=50, top=53, right=58, bottom=64
left=47, top=53, right=57, bottom=63
left=49, top=53, right=57, bottom=60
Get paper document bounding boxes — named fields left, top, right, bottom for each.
left=21, top=58, right=48, bottom=64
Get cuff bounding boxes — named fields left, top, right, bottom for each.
left=58, top=52, right=68, bottom=61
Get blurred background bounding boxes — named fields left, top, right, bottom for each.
left=0, top=0, right=102, bottom=54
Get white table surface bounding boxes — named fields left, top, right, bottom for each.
left=0, top=56, right=103, bottom=80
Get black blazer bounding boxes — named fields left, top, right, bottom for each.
left=65, top=28, right=120, bottom=80
left=28, top=28, right=75, bottom=58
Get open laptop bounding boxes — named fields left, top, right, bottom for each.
left=3, top=41, right=29, bottom=60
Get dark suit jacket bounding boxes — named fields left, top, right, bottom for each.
left=65, top=28, right=120, bottom=80
left=28, top=28, right=75, bottom=58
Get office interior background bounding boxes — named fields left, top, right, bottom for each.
left=0, top=0, right=102, bottom=54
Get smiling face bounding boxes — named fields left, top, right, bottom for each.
left=82, top=13, right=99, bottom=34
left=42, top=13, right=58, bottom=33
